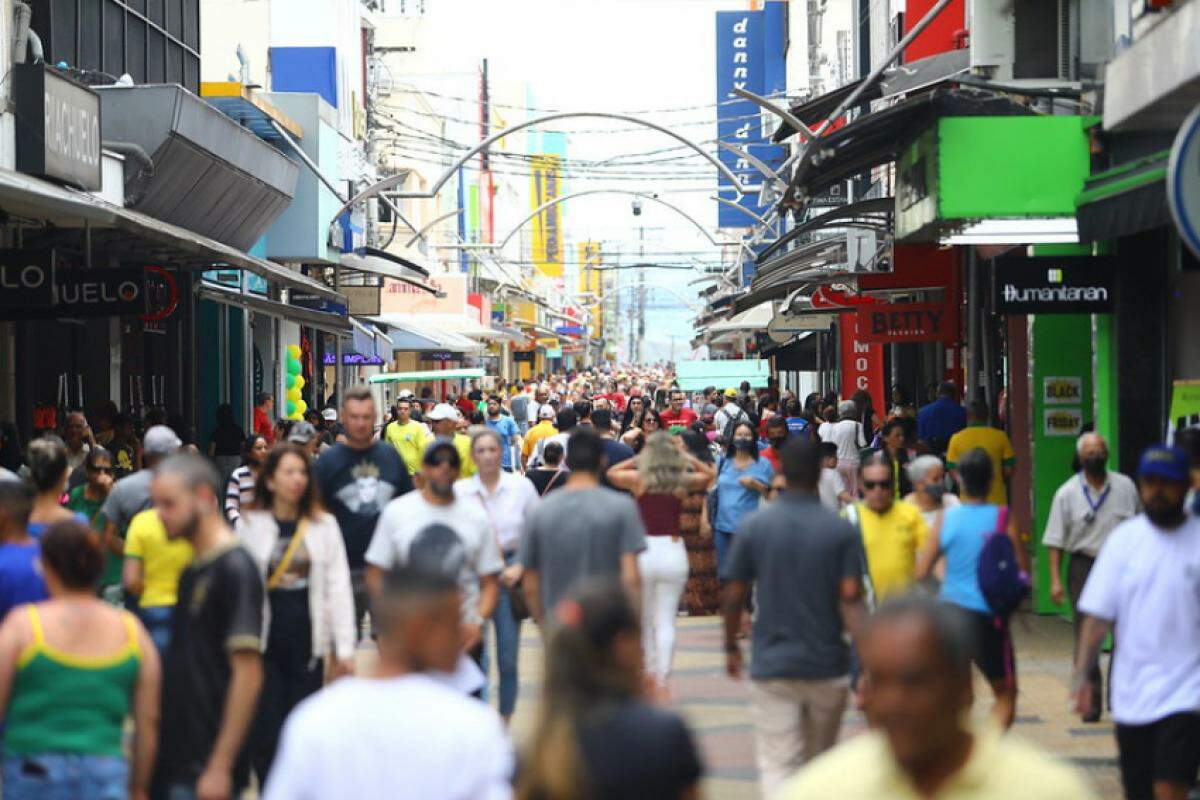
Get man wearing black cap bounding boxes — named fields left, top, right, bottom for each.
left=1073, top=445, right=1200, bottom=800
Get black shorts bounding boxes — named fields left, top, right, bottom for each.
left=964, top=609, right=1015, bottom=684
left=1116, top=712, right=1200, bottom=798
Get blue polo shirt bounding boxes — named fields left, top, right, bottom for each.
left=917, top=397, right=967, bottom=452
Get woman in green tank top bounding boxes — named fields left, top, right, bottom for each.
left=0, top=519, right=161, bottom=800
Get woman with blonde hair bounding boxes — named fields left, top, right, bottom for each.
left=516, top=580, right=703, bottom=800
left=607, top=432, right=714, bottom=696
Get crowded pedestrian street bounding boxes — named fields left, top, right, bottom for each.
left=1, top=0, right=1200, bottom=798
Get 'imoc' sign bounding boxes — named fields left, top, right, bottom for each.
left=13, top=64, right=102, bottom=191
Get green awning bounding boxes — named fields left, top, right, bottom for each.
left=674, top=359, right=771, bottom=392
left=1075, top=149, right=1170, bottom=243
left=368, top=368, right=486, bottom=384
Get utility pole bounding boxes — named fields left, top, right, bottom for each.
left=636, top=224, right=646, bottom=363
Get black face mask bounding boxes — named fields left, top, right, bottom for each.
left=1081, top=456, right=1107, bottom=477
left=733, top=438, right=755, bottom=452
left=1145, top=504, right=1185, bottom=528
left=769, top=437, right=788, bottom=449
left=924, top=484, right=945, bottom=503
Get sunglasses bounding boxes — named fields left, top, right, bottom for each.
left=862, top=480, right=893, bottom=490
left=89, top=466, right=114, bottom=475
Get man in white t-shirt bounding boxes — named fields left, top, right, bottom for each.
left=822, top=401, right=868, bottom=495
left=365, top=440, right=504, bottom=667
left=263, top=566, right=513, bottom=800
left=1074, top=445, right=1200, bottom=800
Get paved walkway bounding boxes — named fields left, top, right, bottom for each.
left=499, top=612, right=1121, bottom=800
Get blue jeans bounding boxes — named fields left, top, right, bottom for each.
left=481, top=551, right=521, bottom=717
left=714, top=530, right=735, bottom=578
left=3, top=753, right=127, bottom=799
left=138, top=604, right=174, bottom=656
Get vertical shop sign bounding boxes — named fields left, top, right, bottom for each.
left=714, top=8, right=786, bottom=228
left=530, top=154, right=563, bottom=277
left=839, top=312, right=884, bottom=412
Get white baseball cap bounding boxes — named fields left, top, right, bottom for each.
left=538, top=405, right=557, bottom=420
left=321, top=408, right=337, bottom=422
left=426, top=403, right=460, bottom=422
left=143, top=425, right=182, bottom=455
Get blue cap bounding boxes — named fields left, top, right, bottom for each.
left=1137, top=445, right=1189, bottom=482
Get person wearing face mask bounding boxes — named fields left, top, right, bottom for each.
left=1042, top=432, right=1139, bottom=722
left=759, top=416, right=791, bottom=473
left=711, top=422, right=775, bottom=576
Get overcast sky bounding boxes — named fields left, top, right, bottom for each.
left=397, top=0, right=755, bottom=362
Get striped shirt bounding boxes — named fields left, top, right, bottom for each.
left=225, top=466, right=256, bottom=523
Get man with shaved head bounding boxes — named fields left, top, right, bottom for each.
left=1042, top=431, right=1140, bottom=721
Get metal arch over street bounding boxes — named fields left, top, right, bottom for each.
left=403, top=207, right=465, bottom=248
left=495, top=189, right=741, bottom=251
left=328, top=112, right=756, bottom=222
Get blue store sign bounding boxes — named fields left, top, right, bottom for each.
left=1168, top=104, right=1200, bottom=260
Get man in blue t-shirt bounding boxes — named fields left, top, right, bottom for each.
left=917, top=380, right=967, bottom=456
left=485, top=396, right=523, bottom=472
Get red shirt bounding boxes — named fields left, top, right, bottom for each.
left=607, top=392, right=627, bottom=412
left=660, top=407, right=698, bottom=427
left=455, top=397, right=476, bottom=417
left=761, top=445, right=782, bottom=473
left=253, top=407, right=275, bottom=444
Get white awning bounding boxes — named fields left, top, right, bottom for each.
left=705, top=303, right=773, bottom=334
left=373, top=312, right=495, bottom=339
left=371, top=313, right=485, bottom=354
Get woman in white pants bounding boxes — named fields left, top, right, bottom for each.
left=608, top=432, right=714, bottom=697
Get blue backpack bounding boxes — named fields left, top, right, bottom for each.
left=976, top=506, right=1030, bottom=619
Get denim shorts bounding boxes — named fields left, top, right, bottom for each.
left=3, top=753, right=128, bottom=800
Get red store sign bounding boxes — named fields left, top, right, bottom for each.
left=839, top=312, right=885, bottom=412
left=855, top=301, right=958, bottom=344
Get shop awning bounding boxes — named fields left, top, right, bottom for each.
left=758, top=198, right=893, bottom=262
left=772, top=51, right=970, bottom=142
left=784, top=89, right=1033, bottom=206
left=0, top=166, right=343, bottom=302
left=704, top=303, right=774, bottom=334
left=338, top=248, right=441, bottom=295
left=1075, top=150, right=1170, bottom=243
left=369, top=368, right=487, bottom=384
left=674, top=359, right=771, bottom=391
left=370, top=314, right=485, bottom=354
left=195, top=283, right=350, bottom=334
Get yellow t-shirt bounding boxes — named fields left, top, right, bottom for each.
left=850, top=500, right=929, bottom=600
left=385, top=420, right=430, bottom=477
left=123, top=509, right=195, bottom=608
left=522, top=421, right=558, bottom=460
left=454, top=433, right=477, bottom=479
left=946, top=424, right=1016, bottom=505
left=777, top=725, right=1097, bottom=800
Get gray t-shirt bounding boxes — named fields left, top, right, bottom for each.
left=724, top=492, right=863, bottom=680
left=100, top=469, right=155, bottom=532
left=519, top=485, right=647, bottom=613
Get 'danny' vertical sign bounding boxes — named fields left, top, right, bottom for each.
left=530, top=155, right=563, bottom=277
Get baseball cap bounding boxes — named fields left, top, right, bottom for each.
left=287, top=421, right=318, bottom=445
left=397, top=389, right=414, bottom=399
left=321, top=408, right=337, bottom=422
left=538, top=405, right=557, bottom=420
left=724, top=387, right=738, bottom=398
left=143, top=425, right=182, bottom=456
left=1137, top=445, right=1189, bottom=482
left=426, top=403, right=460, bottom=422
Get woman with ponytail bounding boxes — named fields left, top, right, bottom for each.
left=517, top=579, right=704, bottom=800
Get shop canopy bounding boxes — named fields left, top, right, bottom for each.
left=0, top=165, right=343, bottom=302
left=369, top=368, right=486, bottom=384
left=1075, top=149, right=1170, bottom=243
left=674, top=359, right=771, bottom=392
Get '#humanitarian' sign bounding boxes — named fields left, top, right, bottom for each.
left=1043, top=407, right=1084, bottom=437
left=1043, top=376, right=1082, bottom=405
left=994, top=256, right=1114, bottom=315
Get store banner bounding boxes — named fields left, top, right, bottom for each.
left=855, top=301, right=958, bottom=344
left=0, top=254, right=149, bottom=319
left=714, top=8, right=786, bottom=228
left=530, top=154, right=564, bottom=277
left=839, top=312, right=885, bottom=412
left=993, top=255, right=1115, bottom=315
